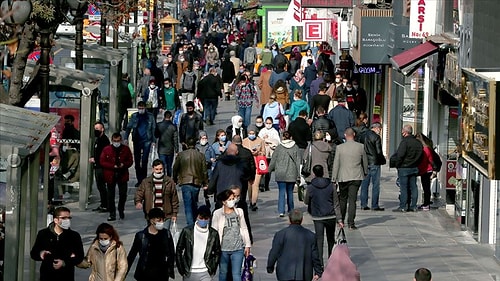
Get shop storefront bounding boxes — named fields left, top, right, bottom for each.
left=458, top=68, right=500, bottom=244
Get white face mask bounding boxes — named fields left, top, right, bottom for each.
left=237, top=122, right=243, bottom=128
left=335, top=78, right=341, bottom=83
left=62, top=146, right=68, bottom=152
left=138, top=109, right=146, bottom=114
left=112, top=142, right=121, bottom=148
left=265, top=124, right=273, bottom=129
left=256, top=122, right=263, bottom=127
left=200, top=139, right=208, bottom=145
left=59, top=219, right=71, bottom=230
left=154, top=222, right=164, bottom=230
left=325, top=135, right=332, bottom=141
left=353, top=85, right=359, bottom=90
left=153, top=172, right=164, bottom=178
left=179, top=50, right=184, bottom=54
left=225, top=199, right=236, bottom=208
left=99, top=239, right=110, bottom=247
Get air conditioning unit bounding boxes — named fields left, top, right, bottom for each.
left=363, top=0, right=378, bottom=4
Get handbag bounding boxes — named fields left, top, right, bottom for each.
left=171, top=221, right=180, bottom=249
left=241, top=254, right=256, bottom=281
left=194, top=97, right=204, bottom=112
left=301, top=144, right=312, bottom=177
left=336, top=227, right=347, bottom=245
left=275, top=106, right=287, bottom=131
left=255, top=155, right=269, bottom=175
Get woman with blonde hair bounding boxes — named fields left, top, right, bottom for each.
left=78, top=223, right=128, bottom=281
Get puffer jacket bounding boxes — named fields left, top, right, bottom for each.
left=176, top=225, right=221, bottom=277
left=172, top=148, right=208, bottom=187
left=304, top=140, right=332, bottom=182
left=79, top=240, right=128, bottom=281
left=269, top=139, right=300, bottom=182
left=134, top=175, right=179, bottom=219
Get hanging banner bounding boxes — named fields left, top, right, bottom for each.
left=409, top=0, right=437, bottom=38
left=285, top=0, right=303, bottom=26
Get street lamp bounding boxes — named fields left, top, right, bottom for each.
left=0, top=0, right=32, bottom=25
left=66, top=0, right=88, bottom=70
left=149, top=0, right=158, bottom=64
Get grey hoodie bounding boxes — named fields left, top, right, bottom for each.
left=269, top=139, right=300, bottom=182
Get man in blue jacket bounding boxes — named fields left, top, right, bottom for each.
left=267, top=209, right=323, bottom=281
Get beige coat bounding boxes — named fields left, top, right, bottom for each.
left=258, top=70, right=273, bottom=105
left=79, top=240, right=128, bottom=281
left=242, top=137, right=266, bottom=156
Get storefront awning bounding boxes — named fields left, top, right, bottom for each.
left=390, top=41, right=440, bottom=73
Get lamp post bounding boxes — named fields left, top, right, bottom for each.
left=67, top=0, right=88, bottom=70
left=149, top=0, right=158, bottom=64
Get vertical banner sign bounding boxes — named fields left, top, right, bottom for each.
left=285, top=0, right=303, bottom=26
left=409, top=0, right=437, bottom=38
left=267, top=10, right=293, bottom=46
left=304, top=21, right=326, bottom=41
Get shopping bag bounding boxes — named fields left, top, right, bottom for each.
left=241, top=254, right=256, bottom=281
left=194, top=97, right=204, bottom=112
left=171, top=221, right=180, bottom=249
left=255, top=156, right=268, bottom=175
left=322, top=227, right=360, bottom=281
left=173, top=109, right=182, bottom=126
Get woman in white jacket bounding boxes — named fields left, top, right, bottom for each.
left=212, top=189, right=251, bottom=281
left=258, top=117, right=280, bottom=191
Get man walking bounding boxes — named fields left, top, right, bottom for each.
left=179, top=101, right=204, bottom=150
left=100, top=133, right=134, bottom=221
left=125, top=101, right=156, bottom=186
left=267, top=209, right=323, bottom=281
left=332, top=128, right=367, bottom=230
left=135, top=159, right=179, bottom=230
left=360, top=122, right=386, bottom=211
left=173, top=138, right=208, bottom=226
left=197, top=67, right=222, bottom=125
left=30, top=207, right=84, bottom=281
left=155, top=111, right=178, bottom=177
left=328, top=95, right=355, bottom=142
left=390, top=124, right=423, bottom=212
left=176, top=205, right=221, bottom=281
left=180, top=65, right=198, bottom=113
left=287, top=110, right=312, bottom=158
left=90, top=121, right=110, bottom=212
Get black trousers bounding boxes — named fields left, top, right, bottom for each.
left=94, top=168, right=108, bottom=208
left=107, top=180, right=128, bottom=217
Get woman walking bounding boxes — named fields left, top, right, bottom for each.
left=269, top=131, right=301, bottom=217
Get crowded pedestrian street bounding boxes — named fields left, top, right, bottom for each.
left=45, top=99, right=499, bottom=281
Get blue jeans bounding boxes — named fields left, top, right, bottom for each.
left=181, top=184, right=200, bottom=227
left=238, top=106, right=253, bottom=128
left=360, top=165, right=381, bottom=209
left=277, top=181, right=295, bottom=214
left=219, top=249, right=244, bottom=281
left=203, top=98, right=218, bottom=122
left=159, top=154, right=174, bottom=177
left=133, top=141, right=152, bottom=184
left=397, top=167, right=419, bottom=210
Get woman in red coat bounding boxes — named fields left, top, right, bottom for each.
left=100, top=132, right=134, bottom=221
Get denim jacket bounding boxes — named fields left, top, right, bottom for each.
left=125, top=112, right=156, bottom=143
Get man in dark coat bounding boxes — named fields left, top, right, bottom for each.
left=267, top=209, right=323, bottom=281
left=288, top=110, right=312, bottom=156
left=221, top=55, right=236, bottom=100
left=30, top=207, right=84, bottom=281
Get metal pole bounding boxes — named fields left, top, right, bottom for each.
left=100, top=3, right=107, bottom=46
left=75, top=16, right=84, bottom=70
left=113, top=0, right=119, bottom=49
left=39, top=30, right=51, bottom=113
left=150, top=0, right=158, bottom=64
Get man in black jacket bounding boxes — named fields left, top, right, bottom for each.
left=311, top=106, right=339, bottom=144
left=289, top=110, right=313, bottom=156
left=30, top=207, right=84, bottom=281
left=390, top=125, right=423, bottom=212
left=360, top=122, right=386, bottom=211
left=90, top=121, right=110, bottom=212
left=176, top=205, right=221, bottom=280
left=198, top=67, right=223, bottom=125
left=155, top=111, right=179, bottom=177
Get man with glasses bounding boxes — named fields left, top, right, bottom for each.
left=30, top=206, right=84, bottom=281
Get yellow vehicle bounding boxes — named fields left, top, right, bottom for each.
left=253, top=41, right=310, bottom=75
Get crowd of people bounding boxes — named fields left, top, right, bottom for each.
left=32, top=2, right=441, bottom=280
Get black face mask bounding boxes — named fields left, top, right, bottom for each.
left=187, top=110, right=194, bottom=115
left=94, top=130, right=102, bottom=137
left=65, top=123, right=73, bottom=128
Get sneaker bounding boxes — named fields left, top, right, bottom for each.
left=279, top=213, right=285, bottom=217
left=361, top=207, right=371, bottom=210
left=349, top=225, right=358, bottom=230
left=392, top=208, right=406, bottom=213
left=418, top=205, right=430, bottom=211
left=107, top=216, right=116, bottom=221
left=372, top=207, right=385, bottom=211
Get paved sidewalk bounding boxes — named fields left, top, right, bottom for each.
left=30, top=95, right=500, bottom=280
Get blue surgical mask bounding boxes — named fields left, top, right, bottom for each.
left=248, top=134, right=256, bottom=140
left=197, top=219, right=210, bottom=228
left=220, top=135, right=226, bottom=142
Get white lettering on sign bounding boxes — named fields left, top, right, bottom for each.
left=409, top=0, right=436, bottom=39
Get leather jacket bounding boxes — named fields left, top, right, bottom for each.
left=172, top=148, right=208, bottom=187
left=363, top=130, right=385, bottom=166
left=176, top=226, right=221, bottom=277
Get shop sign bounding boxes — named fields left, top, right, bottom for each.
left=446, top=160, right=458, bottom=189
left=359, top=17, right=391, bottom=64
left=301, top=0, right=352, bottom=8
left=387, top=23, right=421, bottom=57
left=409, top=0, right=437, bottom=38
left=445, top=52, right=460, bottom=87
left=304, top=21, right=327, bottom=41
left=354, top=65, right=381, bottom=74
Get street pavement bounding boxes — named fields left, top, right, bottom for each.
left=30, top=91, right=500, bottom=281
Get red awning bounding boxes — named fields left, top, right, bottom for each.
left=390, top=41, right=440, bottom=71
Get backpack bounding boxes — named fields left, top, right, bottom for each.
left=245, top=47, right=256, bottom=64
left=431, top=149, right=442, bottom=172
left=182, top=72, right=196, bottom=92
